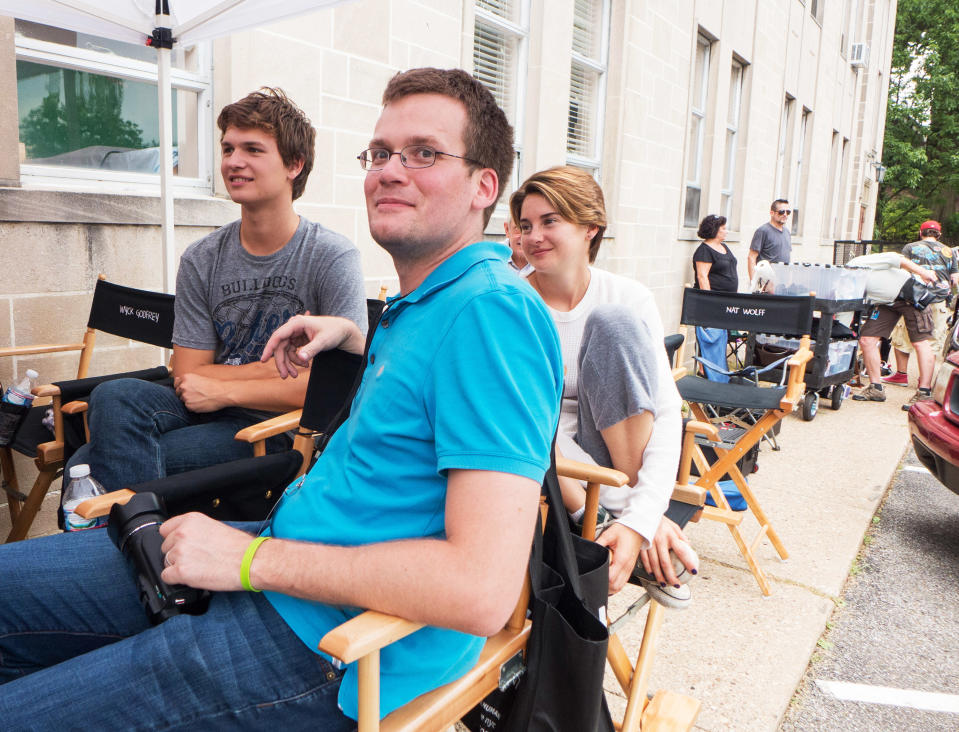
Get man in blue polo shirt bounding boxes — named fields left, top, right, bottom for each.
left=0, top=68, right=562, bottom=729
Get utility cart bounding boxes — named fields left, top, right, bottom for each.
left=747, top=263, right=870, bottom=420
left=746, top=296, right=867, bottom=420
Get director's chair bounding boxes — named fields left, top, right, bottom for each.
left=562, top=420, right=713, bottom=732
left=676, top=288, right=815, bottom=595
left=77, top=297, right=388, bottom=522
left=1, top=275, right=174, bottom=542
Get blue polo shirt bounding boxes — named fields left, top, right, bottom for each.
left=264, top=241, right=563, bottom=720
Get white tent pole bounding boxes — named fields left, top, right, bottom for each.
left=156, top=11, right=176, bottom=294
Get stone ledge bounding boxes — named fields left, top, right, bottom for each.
left=0, top=188, right=238, bottom=227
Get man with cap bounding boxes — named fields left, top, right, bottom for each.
left=883, top=220, right=957, bottom=409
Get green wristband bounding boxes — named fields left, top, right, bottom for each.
left=241, top=536, right=271, bottom=592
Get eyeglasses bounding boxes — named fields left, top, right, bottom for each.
left=357, top=145, right=482, bottom=172
left=774, top=209, right=792, bottom=215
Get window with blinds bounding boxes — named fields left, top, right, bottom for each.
left=476, top=0, right=519, bottom=23
left=473, top=1, right=528, bottom=197
left=473, top=22, right=516, bottom=122
left=566, top=0, right=608, bottom=172
left=572, top=0, right=603, bottom=58
left=567, top=65, right=596, bottom=158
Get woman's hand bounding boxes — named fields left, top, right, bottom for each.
left=261, top=314, right=366, bottom=378
left=596, top=522, right=644, bottom=594
left=638, top=516, right=698, bottom=588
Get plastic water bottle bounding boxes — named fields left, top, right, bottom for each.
left=62, top=464, right=108, bottom=531
left=2, top=369, right=38, bottom=406
left=0, top=369, right=38, bottom=445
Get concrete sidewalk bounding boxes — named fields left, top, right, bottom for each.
left=605, top=382, right=916, bottom=731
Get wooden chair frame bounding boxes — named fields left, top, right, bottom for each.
left=682, top=339, right=813, bottom=595
left=1, top=275, right=173, bottom=542
left=312, top=423, right=709, bottom=732
left=559, top=419, right=712, bottom=732
left=76, top=455, right=700, bottom=732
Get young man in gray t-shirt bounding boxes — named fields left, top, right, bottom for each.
left=66, top=89, right=366, bottom=492
left=747, top=198, right=792, bottom=281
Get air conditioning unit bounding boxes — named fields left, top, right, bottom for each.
left=850, top=43, right=870, bottom=68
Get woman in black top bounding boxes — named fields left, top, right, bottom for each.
left=692, top=214, right=738, bottom=292
left=692, top=214, right=738, bottom=381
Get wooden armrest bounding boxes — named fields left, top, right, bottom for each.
left=32, top=383, right=62, bottom=398
left=318, top=610, right=425, bottom=664
left=782, top=339, right=815, bottom=408
left=787, top=346, right=814, bottom=369
left=672, top=365, right=688, bottom=380
left=683, top=420, right=719, bottom=441
left=61, top=400, right=89, bottom=415
left=74, top=489, right=136, bottom=519
left=234, top=410, right=303, bottom=443
left=0, top=343, right=85, bottom=359
left=555, top=457, right=629, bottom=487
left=671, top=483, right=707, bottom=507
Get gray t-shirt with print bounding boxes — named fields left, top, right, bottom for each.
left=749, top=222, right=792, bottom=264
left=173, top=216, right=366, bottom=364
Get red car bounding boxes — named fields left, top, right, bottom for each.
left=908, top=350, right=959, bottom=496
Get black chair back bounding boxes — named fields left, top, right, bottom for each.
left=300, top=298, right=387, bottom=437
left=679, top=288, right=815, bottom=337
left=127, top=450, right=303, bottom=522
left=664, top=333, right=685, bottom=367
left=87, top=279, right=175, bottom=348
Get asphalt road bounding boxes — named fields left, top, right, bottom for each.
left=780, top=447, right=959, bottom=731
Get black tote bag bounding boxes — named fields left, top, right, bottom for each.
left=464, top=453, right=614, bottom=731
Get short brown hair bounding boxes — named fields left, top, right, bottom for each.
left=509, top=166, right=607, bottom=263
left=771, top=198, right=789, bottom=211
left=217, top=87, right=315, bottom=200
left=382, top=68, right=514, bottom=226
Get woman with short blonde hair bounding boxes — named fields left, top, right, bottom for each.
left=511, top=166, right=697, bottom=603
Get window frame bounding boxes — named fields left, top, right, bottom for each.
left=810, top=0, right=824, bottom=24
left=473, top=0, right=530, bottom=194
left=565, top=0, right=611, bottom=176
left=791, top=107, right=811, bottom=235
left=15, top=30, right=213, bottom=194
left=822, top=130, right=841, bottom=238
left=720, top=58, right=745, bottom=228
left=774, top=94, right=795, bottom=200
left=683, top=33, right=712, bottom=229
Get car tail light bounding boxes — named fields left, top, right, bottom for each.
left=932, top=359, right=958, bottom=407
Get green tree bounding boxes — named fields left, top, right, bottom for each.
left=877, top=0, right=959, bottom=242
left=20, top=69, right=145, bottom=160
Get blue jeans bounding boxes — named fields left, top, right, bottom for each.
left=66, top=378, right=291, bottom=491
left=0, top=526, right=354, bottom=730
left=695, top=326, right=730, bottom=383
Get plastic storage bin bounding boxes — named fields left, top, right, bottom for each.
left=770, top=262, right=869, bottom=300
left=755, top=334, right=856, bottom=376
